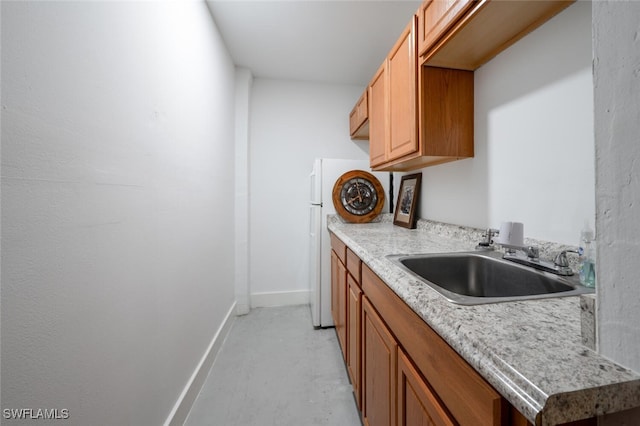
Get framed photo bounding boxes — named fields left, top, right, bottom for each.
left=393, top=173, right=421, bottom=229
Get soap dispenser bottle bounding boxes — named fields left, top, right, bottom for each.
left=579, top=221, right=596, bottom=288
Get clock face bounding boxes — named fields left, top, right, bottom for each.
left=332, top=170, right=385, bottom=223
left=340, top=177, right=378, bottom=216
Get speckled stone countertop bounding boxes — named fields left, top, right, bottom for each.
left=327, top=214, right=640, bottom=426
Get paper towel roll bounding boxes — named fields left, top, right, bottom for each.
left=510, top=222, right=524, bottom=246
left=496, top=221, right=524, bottom=246
left=496, top=221, right=512, bottom=245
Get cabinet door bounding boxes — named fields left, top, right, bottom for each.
left=331, top=250, right=339, bottom=328
left=337, top=257, right=347, bottom=361
left=331, top=249, right=347, bottom=361
left=417, top=0, right=474, bottom=57
left=334, top=252, right=348, bottom=360
left=347, top=275, right=363, bottom=409
left=369, top=62, right=387, bottom=167
left=398, top=348, right=457, bottom=426
left=362, top=296, right=397, bottom=426
left=387, top=17, right=418, bottom=163
left=363, top=264, right=504, bottom=426
left=350, top=90, right=369, bottom=139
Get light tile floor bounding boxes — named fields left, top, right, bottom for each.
left=185, top=305, right=362, bottom=426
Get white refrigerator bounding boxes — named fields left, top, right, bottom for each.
left=309, top=158, right=390, bottom=327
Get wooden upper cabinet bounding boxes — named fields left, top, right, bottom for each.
left=417, top=0, right=474, bottom=58
left=368, top=18, right=420, bottom=170
left=350, top=90, right=369, bottom=139
left=415, top=66, right=474, bottom=168
left=368, top=13, right=474, bottom=171
left=353, top=0, right=573, bottom=171
left=368, top=62, right=387, bottom=168
left=422, top=0, right=574, bottom=70
left=387, top=17, right=419, bottom=164
left=378, top=58, right=474, bottom=171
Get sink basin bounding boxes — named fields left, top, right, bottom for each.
left=387, top=251, right=594, bottom=305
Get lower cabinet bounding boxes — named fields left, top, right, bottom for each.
left=361, top=294, right=456, bottom=426
left=330, top=235, right=347, bottom=360
left=398, top=348, right=456, bottom=426
left=347, top=274, right=363, bottom=409
left=362, top=296, right=397, bottom=426
left=329, top=233, right=598, bottom=426
left=329, top=232, right=513, bottom=426
left=362, top=261, right=505, bottom=426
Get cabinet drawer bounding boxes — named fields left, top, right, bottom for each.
left=362, top=264, right=505, bottom=426
left=330, top=232, right=347, bottom=264
left=346, top=248, right=362, bottom=283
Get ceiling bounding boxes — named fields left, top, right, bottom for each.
left=205, top=0, right=422, bottom=86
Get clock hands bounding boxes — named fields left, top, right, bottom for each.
left=351, top=181, right=376, bottom=205
left=346, top=195, right=361, bottom=206
left=349, top=182, right=363, bottom=205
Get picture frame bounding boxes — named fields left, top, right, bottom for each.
left=393, top=173, right=421, bottom=229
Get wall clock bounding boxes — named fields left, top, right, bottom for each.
left=332, top=170, right=385, bottom=223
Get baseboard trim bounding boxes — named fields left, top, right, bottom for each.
left=251, top=290, right=310, bottom=308
left=164, top=301, right=237, bottom=426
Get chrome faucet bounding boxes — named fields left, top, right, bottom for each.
left=503, top=246, right=578, bottom=276
left=553, top=249, right=580, bottom=276
left=476, top=228, right=499, bottom=250
left=523, top=246, right=539, bottom=260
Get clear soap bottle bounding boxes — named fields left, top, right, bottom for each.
left=579, top=221, right=596, bottom=288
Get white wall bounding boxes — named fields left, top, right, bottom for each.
left=1, top=2, right=236, bottom=424
left=594, top=0, right=640, bottom=374
left=594, top=6, right=640, bottom=423
left=248, top=79, right=370, bottom=304
left=416, top=2, right=594, bottom=245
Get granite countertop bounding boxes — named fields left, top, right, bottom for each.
left=327, top=214, right=640, bottom=426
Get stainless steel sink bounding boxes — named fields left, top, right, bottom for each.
left=387, top=251, right=594, bottom=305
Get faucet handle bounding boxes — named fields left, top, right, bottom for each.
left=484, top=228, right=499, bottom=243
left=554, top=249, right=579, bottom=267
left=486, top=228, right=500, bottom=237
left=553, top=249, right=579, bottom=276
left=524, top=246, right=539, bottom=260
left=476, top=228, right=500, bottom=249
